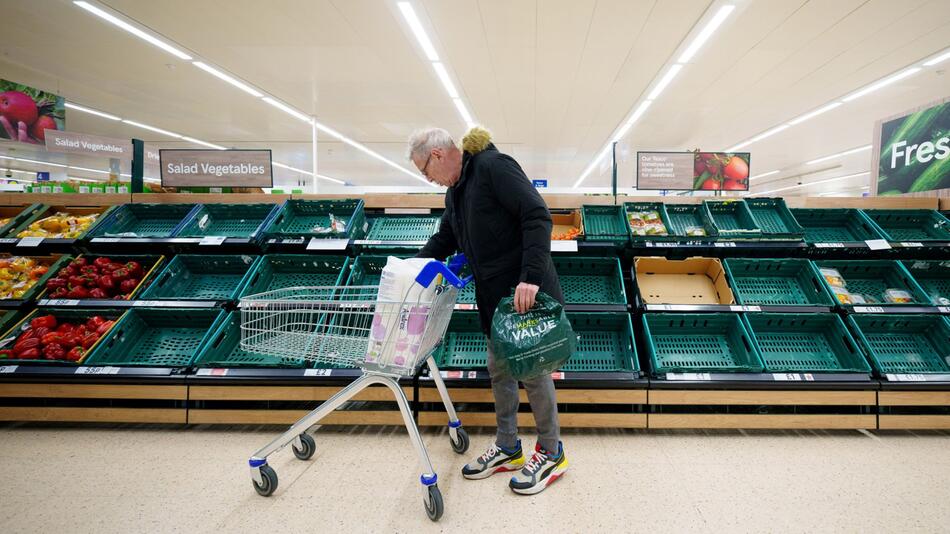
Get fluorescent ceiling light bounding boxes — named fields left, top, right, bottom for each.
left=68, top=165, right=109, bottom=174
left=573, top=145, right=612, bottom=188
left=122, top=119, right=182, bottom=138
left=67, top=176, right=100, bottom=183
left=677, top=4, right=735, bottom=63
left=805, top=144, right=871, bottom=165
left=923, top=48, right=950, bottom=67
left=452, top=98, right=475, bottom=129
left=315, top=173, right=345, bottom=185
left=262, top=97, right=313, bottom=123
left=726, top=124, right=789, bottom=151
left=749, top=169, right=780, bottom=180
left=65, top=102, right=121, bottom=121
left=841, top=67, right=921, bottom=102
left=786, top=102, right=842, bottom=125
left=432, top=62, right=459, bottom=99
left=73, top=1, right=192, bottom=60
left=2, top=156, right=68, bottom=168
left=192, top=62, right=262, bottom=97
left=181, top=136, right=227, bottom=150
left=397, top=2, right=439, bottom=61
left=272, top=161, right=345, bottom=184
left=613, top=100, right=653, bottom=141
left=751, top=171, right=869, bottom=195
left=647, top=64, right=683, bottom=100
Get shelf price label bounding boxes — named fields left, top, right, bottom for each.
left=304, top=368, right=333, bottom=377
left=41, top=299, right=81, bottom=306
left=713, top=242, right=736, bottom=248
left=938, top=307, right=950, bottom=314
left=92, top=238, right=121, bottom=243
left=886, top=373, right=927, bottom=382
left=864, top=239, right=891, bottom=250
left=550, top=240, right=578, bottom=252
left=16, top=237, right=43, bottom=247
left=900, top=242, right=924, bottom=248
left=0, top=365, right=17, bottom=374
left=853, top=306, right=886, bottom=313
left=550, top=372, right=565, bottom=380
left=75, top=366, right=120, bottom=375
left=455, top=304, right=475, bottom=310
left=730, top=305, right=761, bottom=312
left=307, top=238, right=349, bottom=251
left=666, top=372, right=711, bottom=381
left=440, top=370, right=464, bottom=379
left=199, top=236, right=227, bottom=246
left=814, top=242, right=844, bottom=248
left=196, top=368, right=229, bottom=376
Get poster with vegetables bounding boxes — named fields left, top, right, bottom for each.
left=873, top=98, right=950, bottom=195
left=636, top=151, right=750, bottom=191
left=0, top=79, right=65, bottom=144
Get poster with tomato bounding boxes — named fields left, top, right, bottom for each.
left=0, top=79, right=65, bottom=145
left=636, top=151, right=750, bottom=191
left=693, top=152, right=750, bottom=191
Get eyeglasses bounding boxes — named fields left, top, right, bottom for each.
left=420, top=151, right=433, bottom=178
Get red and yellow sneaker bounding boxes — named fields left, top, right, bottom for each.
left=461, top=440, right=525, bottom=480
left=509, top=442, right=568, bottom=495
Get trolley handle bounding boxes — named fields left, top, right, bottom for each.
left=415, top=258, right=472, bottom=289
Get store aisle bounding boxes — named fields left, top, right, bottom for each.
left=1, top=423, right=947, bottom=533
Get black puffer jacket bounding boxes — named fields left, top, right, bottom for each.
left=418, top=143, right=563, bottom=336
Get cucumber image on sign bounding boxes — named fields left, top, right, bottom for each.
left=878, top=100, right=950, bottom=195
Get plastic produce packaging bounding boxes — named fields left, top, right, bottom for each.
left=627, top=210, right=668, bottom=236
left=884, top=288, right=914, bottom=304
left=365, top=256, right=437, bottom=369
left=684, top=226, right=707, bottom=237
left=311, top=213, right=346, bottom=234
left=17, top=212, right=100, bottom=238
left=820, top=267, right=846, bottom=288
left=490, top=292, right=577, bottom=380
left=831, top=286, right=853, bottom=304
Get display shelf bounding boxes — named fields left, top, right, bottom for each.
left=0, top=307, right=125, bottom=365
left=87, top=203, right=197, bottom=240
left=580, top=204, right=628, bottom=245
left=239, top=254, right=349, bottom=296
left=354, top=213, right=441, bottom=249
left=137, top=254, right=260, bottom=301
left=743, top=313, right=871, bottom=374
left=745, top=198, right=804, bottom=240
left=0, top=203, right=46, bottom=237
left=815, top=259, right=932, bottom=311
left=36, top=253, right=165, bottom=304
left=261, top=199, right=366, bottom=241
left=0, top=252, right=72, bottom=306
left=702, top=200, right=762, bottom=239
left=863, top=209, right=950, bottom=242
left=789, top=208, right=885, bottom=245
left=174, top=203, right=279, bottom=243
left=723, top=258, right=834, bottom=307
left=902, top=260, right=950, bottom=306
left=642, top=313, right=764, bottom=374
left=847, top=314, right=950, bottom=376
left=36, top=299, right=227, bottom=309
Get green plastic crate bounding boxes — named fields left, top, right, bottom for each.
left=436, top=312, right=638, bottom=373
left=175, top=203, right=279, bottom=239
left=789, top=208, right=885, bottom=244
left=664, top=204, right=717, bottom=238
left=364, top=215, right=440, bottom=243
left=193, top=311, right=307, bottom=368
left=581, top=205, right=628, bottom=243
left=138, top=255, right=260, bottom=301
left=263, top=199, right=366, bottom=239
left=863, top=209, right=950, bottom=242
left=345, top=255, right=389, bottom=289
left=84, top=308, right=225, bottom=367
left=702, top=200, right=762, bottom=238
left=0, top=204, right=45, bottom=237
left=902, top=260, right=950, bottom=306
left=554, top=256, right=627, bottom=305
left=0, top=253, right=73, bottom=303
left=643, top=313, right=763, bottom=373
left=724, top=258, right=834, bottom=306
left=88, top=203, right=197, bottom=238
left=745, top=313, right=870, bottom=373
left=241, top=255, right=349, bottom=296
left=0, top=308, right=125, bottom=365
left=623, top=202, right=676, bottom=240
left=847, top=314, right=950, bottom=374
left=815, top=260, right=930, bottom=306
left=745, top=198, right=804, bottom=240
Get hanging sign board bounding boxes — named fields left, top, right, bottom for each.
left=871, top=96, right=950, bottom=195
left=636, top=151, right=750, bottom=191
left=45, top=130, right=132, bottom=158
left=160, top=149, right=273, bottom=187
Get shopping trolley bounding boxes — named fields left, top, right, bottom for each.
left=241, top=255, right=473, bottom=521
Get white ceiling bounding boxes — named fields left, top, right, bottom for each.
left=1, top=0, right=949, bottom=193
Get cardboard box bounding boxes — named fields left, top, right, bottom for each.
left=635, top=256, right=735, bottom=305
left=551, top=210, right=583, bottom=240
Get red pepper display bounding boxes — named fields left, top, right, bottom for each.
left=43, top=256, right=146, bottom=300
left=43, top=343, right=65, bottom=360
left=0, top=349, right=13, bottom=359
left=67, top=286, right=90, bottom=299
left=66, top=346, right=84, bottom=362
left=4, top=314, right=113, bottom=361
left=89, top=288, right=107, bottom=299
left=30, top=315, right=57, bottom=330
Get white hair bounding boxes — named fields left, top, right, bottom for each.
left=407, top=127, right=456, bottom=160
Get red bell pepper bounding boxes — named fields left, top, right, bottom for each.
left=46, top=277, right=68, bottom=290
left=86, top=316, right=105, bottom=330
left=119, top=278, right=138, bottom=295
left=96, top=321, right=115, bottom=335
left=56, top=323, right=74, bottom=334
left=93, top=257, right=112, bottom=269
left=81, top=333, right=99, bottom=349
left=67, top=286, right=90, bottom=299
left=17, top=348, right=40, bottom=360
left=72, top=257, right=88, bottom=267
left=30, top=315, right=57, bottom=330
left=97, top=275, right=116, bottom=292
left=125, top=261, right=144, bottom=278
left=102, top=262, right=122, bottom=273
left=50, top=287, right=69, bottom=298
left=66, top=346, right=84, bottom=362
left=41, top=332, right=64, bottom=345
left=0, top=349, right=13, bottom=359
left=80, top=265, right=97, bottom=277
left=43, top=343, right=65, bottom=360
left=31, top=327, right=50, bottom=340
left=14, top=337, right=40, bottom=355
left=111, top=267, right=130, bottom=282
left=68, top=275, right=86, bottom=288
left=89, top=288, right=107, bottom=299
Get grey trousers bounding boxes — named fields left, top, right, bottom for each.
left=486, top=338, right=561, bottom=453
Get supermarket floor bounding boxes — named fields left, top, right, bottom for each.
left=1, top=424, right=948, bottom=533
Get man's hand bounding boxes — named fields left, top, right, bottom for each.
left=514, top=282, right=539, bottom=314
left=0, top=116, right=35, bottom=143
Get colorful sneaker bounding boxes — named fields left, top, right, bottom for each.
left=509, top=442, right=568, bottom=495
left=461, top=440, right=524, bottom=480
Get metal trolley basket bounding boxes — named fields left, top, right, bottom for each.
left=241, top=256, right=473, bottom=521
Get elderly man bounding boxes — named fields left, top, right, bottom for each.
left=408, top=126, right=568, bottom=495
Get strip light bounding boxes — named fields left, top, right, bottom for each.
left=262, top=97, right=313, bottom=123
left=73, top=1, right=192, bottom=60
left=122, top=119, right=182, bottom=139
left=805, top=144, right=871, bottom=165
left=192, top=62, right=263, bottom=97
left=65, top=102, right=120, bottom=121
left=750, top=171, right=870, bottom=195
left=786, top=102, right=842, bottom=126
left=397, top=2, right=474, bottom=131
left=181, top=136, right=227, bottom=150
left=726, top=124, right=789, bottom=152
left=841, top=67, right=921, bottom=102
left=923, top=48, right=950, bottom=67
left=272, top=162, right=345, bottom=184
left=574, top=4, right=735, bottom=188
left=748, top=169, right=780, bottom=180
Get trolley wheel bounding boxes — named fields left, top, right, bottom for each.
left=292, top=433, right=316, bottom=461
left=450, top=427, right=469, bottom=454
left=252, top=464, right=278, bottom=497
left=424, top=484, right=444, bottom=521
